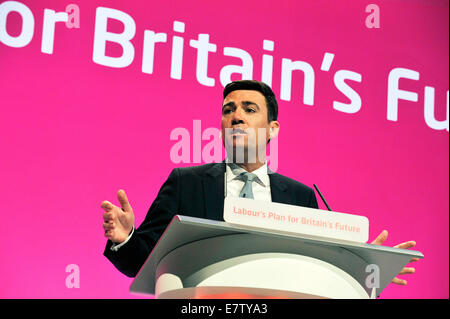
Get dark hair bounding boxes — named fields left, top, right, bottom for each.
left=223, top=80, right=278, bottom=123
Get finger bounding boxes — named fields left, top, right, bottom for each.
left=398, top=267, right=415, bottom=275
left=103, top=221, right=115, bottom=231
left=410, top=257, right=420, bottom=263
left=102, top=211, right=115, bottom=222
left=392, top=277, right=407, bottom=285
left=371, top=230, right=388, bottom=245
left=101, top=200, right=115, bottom=212
left=104, top=229, right=113, bottom=239
left=117, top=189, right=133, bottom=213
left=394, top=241, right=416, bottom=249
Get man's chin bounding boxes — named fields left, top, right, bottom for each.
left=225, top=145, right=262, bottom=164
left=227, top=144, right=247, bottom=154
left=223, top=136, right=245, bottom=148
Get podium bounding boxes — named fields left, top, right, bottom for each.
left=130, top=215, right=424, bottom=299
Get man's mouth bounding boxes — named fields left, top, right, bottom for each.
left=231, top=128, right=247, bottom=135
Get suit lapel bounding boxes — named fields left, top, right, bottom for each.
left=269, top=173, right=292, bottom=205
left=203, top=162, right=226, bottom=221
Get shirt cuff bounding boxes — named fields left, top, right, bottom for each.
left=110, top=226, right=135, bottom=251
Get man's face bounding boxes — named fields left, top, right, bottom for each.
left=221, top=89, right=279, bottom=162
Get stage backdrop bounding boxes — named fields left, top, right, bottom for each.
left=0, top=0, right=448, bottom=298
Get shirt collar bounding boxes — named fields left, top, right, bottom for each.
left=226, top=162, right=269, bottom=187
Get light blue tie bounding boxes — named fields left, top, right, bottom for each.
left=239, top=171, right=258, bottom=199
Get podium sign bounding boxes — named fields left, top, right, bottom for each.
left=224, top=197, right=369, bottom=243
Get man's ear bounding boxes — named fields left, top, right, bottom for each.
left=269, top=121, right=280, bottom=139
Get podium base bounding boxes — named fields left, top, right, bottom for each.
left=155, top=236, right=370, bottom=299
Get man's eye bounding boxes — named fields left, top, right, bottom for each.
left=223, top=109, right=232, bottom=114
left=246, top=108, right=256, bottom=113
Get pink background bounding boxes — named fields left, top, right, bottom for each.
left=0, top=0, right=448, bottom=298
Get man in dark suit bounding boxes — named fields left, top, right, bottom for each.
left=101, top=80, right=417, bottom=284
left=101, top=80, right=319, bottom=277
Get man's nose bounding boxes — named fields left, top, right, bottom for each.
left=231, top=107, right=245, bottom=125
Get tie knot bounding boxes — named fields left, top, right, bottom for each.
left=240, top=171, right=257, bottom=182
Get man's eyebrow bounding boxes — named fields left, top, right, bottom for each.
left=222, top=100, right=261, bottom=110
left=242, top=101, right=260, bottom=110
left=222, top=101, right=235, bottom=109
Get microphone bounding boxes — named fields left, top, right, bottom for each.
left=313, top=184, right=332, bottom=211
left=224, top=170, right=227, bottom=198
left=224, top=161, right=228, bottom=199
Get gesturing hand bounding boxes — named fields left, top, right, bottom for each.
left=371, top=230, right=419, bottom=285
left=101, top=189, right=135, bottom=244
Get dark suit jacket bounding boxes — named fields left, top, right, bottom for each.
left=104, top=162, right=318, bottom=277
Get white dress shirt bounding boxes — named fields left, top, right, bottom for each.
left=225, top=162, right=272, bottom=202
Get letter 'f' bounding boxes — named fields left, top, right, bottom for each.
left=387, top=68, right=419, bottom=121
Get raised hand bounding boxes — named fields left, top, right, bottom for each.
left=371, top=230, right=418, bottom=285
left=101, top=189, right=135, bottom=244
